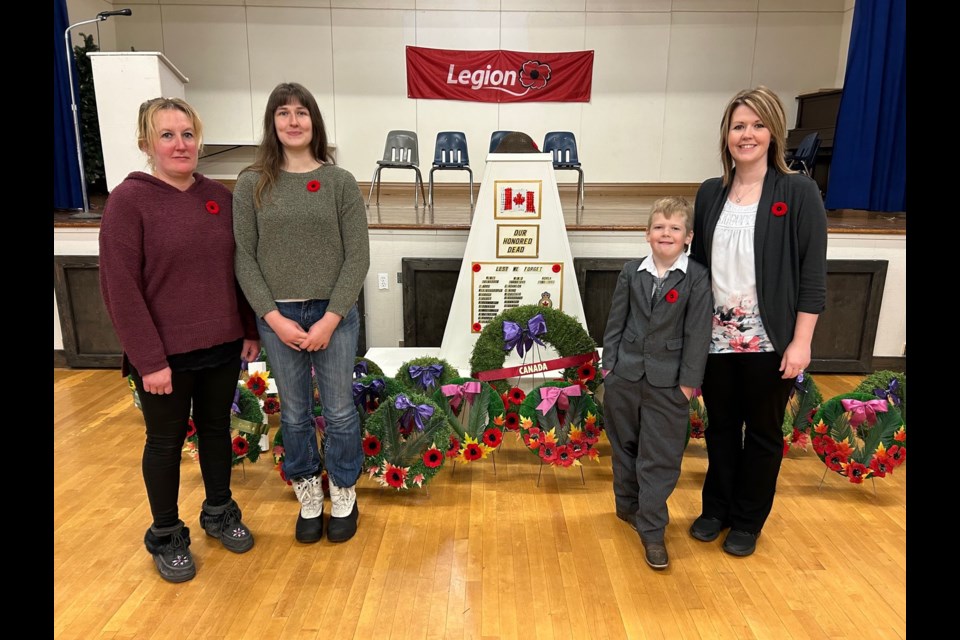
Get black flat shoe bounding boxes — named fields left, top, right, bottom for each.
left=722, top=529, right=760, bottom=557
left=689, top=515, right=727, bottom=542
left=616, top=509, right=638, bottom=532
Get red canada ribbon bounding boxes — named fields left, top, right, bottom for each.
left=474, top=351, right=599, bottom=382
left=771, top=201, right=788, bottom=216
left=665, top=289, right=679, bottom=303
left=307, top=180, right=321, bottom=192
left=205, top=200, right=220, bottom=214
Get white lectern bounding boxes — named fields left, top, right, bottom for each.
left=439, top=152, right=587, bottom=374
left=88, top=52, right=189, bottom=192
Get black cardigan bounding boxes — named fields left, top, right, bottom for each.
left=689, top=169, right=828, bottom=355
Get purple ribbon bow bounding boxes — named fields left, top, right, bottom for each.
left=395, top=394, right=435, bottom=432
left=841, top=398, right=888, bottom=428
left=503, top=313, right=547, bottom=358
left=536, top=385, right=582, bottom=415
left=873, top=378, right=901, bottom=407
left=231, top=387, right=241, bottom=415
left=352, top=378, right=385, bottom=409
left=353, top=360, right=369, bottom=379
left=440, top=381, right=482, bottom=411
left=409, top=364, right=444, bottom=390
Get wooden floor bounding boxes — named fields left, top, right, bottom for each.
left=54, top=370, right=906, bottom=640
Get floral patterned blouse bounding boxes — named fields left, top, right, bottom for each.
left=709, top=200, right=774, bottom=353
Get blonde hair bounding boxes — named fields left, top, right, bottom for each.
left=649, top=196, right=693, bottom=235
left=136, top=97, right=204, bottom=166
left=718, top=86, right=793, bottom=185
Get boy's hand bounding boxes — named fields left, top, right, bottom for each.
left=680, top=385, right=694, bottom=401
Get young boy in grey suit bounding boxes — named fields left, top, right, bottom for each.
left=602, top=196, right=712, bottom=570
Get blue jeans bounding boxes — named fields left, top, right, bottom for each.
left=257, top=301, right=363, bottom=486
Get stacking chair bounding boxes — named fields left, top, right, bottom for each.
left=488, top=130, right=513, bottom=153
left=367, top=130, right=428, bottom=207
left=786, top=132, right=821, bottom=177
left=543, top=131, right=584, bottom=209
left=428, top=131, right=473, bottom=208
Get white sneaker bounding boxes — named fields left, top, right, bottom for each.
left=293, top=474, right=324, bottom=519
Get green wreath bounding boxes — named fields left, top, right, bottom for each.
left=228, top=385, right=265, bottom=466
left=353, top=374, right=406, bottom=423
left=853, top=370, right=906, bottom=422
left=362, top=391, right=452, bottom=490
left=516, top=381, right=602, bottom=467
left=354, top=356, right=384, bottom=379
left=395, top=356, right=460, bottom=394
left=781, top=374, right=823, bottom=454
left=685, top=393, right=705, bottom=446
left=811, top=392, right=906, bottom=483
left=469, top=305, right=599, bottom=395
left=432, top=377, right=506, bottom=463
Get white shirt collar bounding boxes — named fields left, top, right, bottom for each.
left=638, top=252, right=688, bottom=276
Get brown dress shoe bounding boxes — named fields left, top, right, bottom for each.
left=643, top=541, right=669, bottom=570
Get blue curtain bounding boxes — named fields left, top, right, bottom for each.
left=824, top=0, right=906, bottom=212
left=54, top=0, right=82, bottom=210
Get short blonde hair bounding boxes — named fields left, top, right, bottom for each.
left=718, top=86, right=793, bottom=185
left=137, top=97, right=204, bottom=162
left=649, top=196, right=693, bottom=234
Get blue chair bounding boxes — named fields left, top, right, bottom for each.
left=489, top=130, right=513, bottom=153
left=786, top=131, right=821, bottom=178
left=367, top=130, right=427, bottom=208
left=428, top=131, right=474, bottom=209
left=543, top=131, right=584, bottom=209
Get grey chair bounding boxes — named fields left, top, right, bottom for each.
left=367, top=130, right=428, bottom=207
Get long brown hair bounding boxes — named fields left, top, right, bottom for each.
left=244, top=82, right=330, bottom=208
left=718, top=86, right=793, bottom=185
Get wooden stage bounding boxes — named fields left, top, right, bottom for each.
left=54, top=369, right=906, bottom=639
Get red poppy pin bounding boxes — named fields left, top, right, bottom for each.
left=665, top=289, right=679, bottom=303
left=552, top=264, right=562, bottom=273
left=205, top=200, right=220, bottom=214
left=472, top=322, right=482, bottom=333
left=306, top=180, right=321, bottom=192
left=772, top=202, right=788, bottom=216
left=472, top=263, right=481, bottom=272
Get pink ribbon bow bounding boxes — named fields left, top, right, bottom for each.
left=536, top=385, right=582, bottom=415
left=441, top=381, right=482, bottom=411
left=841, top=398, right=888, bottom=427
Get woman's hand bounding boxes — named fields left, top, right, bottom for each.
left=264, top=311, right=309, bottom=351
left=142, top=367, right=173, bottom=395
left=780, top=312, right=818, bottom=379
left=301, top=312, right=342, bottom=352
left=241, top=339, right=260, bottom=362
left=680, top=385, right=695, bottom=401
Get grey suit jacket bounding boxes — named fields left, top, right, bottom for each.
left=602, top=257, right=712, bottom=388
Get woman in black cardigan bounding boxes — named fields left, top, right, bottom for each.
left=688, top=86, right=827, bottom=557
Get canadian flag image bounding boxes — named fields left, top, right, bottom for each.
left=500, top=187, right=536, bottom=213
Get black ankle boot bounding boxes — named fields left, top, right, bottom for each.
left=200, top=499, right=255, bottom=553
left=144, top=520, right=196, bottom=583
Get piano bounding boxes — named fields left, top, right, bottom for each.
left=786, top=89, right=842, bottom=198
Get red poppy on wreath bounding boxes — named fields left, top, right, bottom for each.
left=472, top=263, right=481, bottom=272
left=362, top=434, right=381, bottom=456
left=824, top=450, right=847, bottom=472
left=539, top=443, right=558, bottom=462
left=665, top=289, right=679, bottom=303
left=384, top=463, right=408, bottom=488
left=771, top=201, right=788, bottom=217
left=482, top=428, right=503, bottom=449
left=462, top=442, right=484, bottom=461
left=893, top=427, right=906, bottom=443
left=552, top=264, right=562, bottom=273
left=782, top=438, right=790, bottom=457
left=555, top=445, right=575, bottom=467
left=423, top=447, right=443, bottom=469
left=278, top=462, right=292, bottom=486
left=577, top=364, right=596, bottom=382
left=887, top=444, right=906, bottom=466
left=246, top=374, right=267, bottom=396
left=519, top=60, right=551, bottom=90
left=306, top=180, right=321, bottom=192
left=507, top=387, right=526, bottom=405
left=843, top=460, right=870, bottom=484
left=232, top=436, right=249, bottom=456
left=584, top=423, right=601, bottom=445
left=205, top=200, right=220, bottom=214
left=868, top=453, right=893, bottom=478
left=186, top=419, right=196, bottom=438
left=263, top=397, right=281, bottom=415
left=524, top=426, right=542, bottom=449
left=472, top=322, right=482, bottom=333
left=568, top=439, right=587, bottom=458
left=446, top=434, right=461, bottom=458
left=504, top=411, right=520, bottom=431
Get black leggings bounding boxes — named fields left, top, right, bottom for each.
left=131, top=361, right=240, bottom=528
left=700, top=352, right=795, bottom=533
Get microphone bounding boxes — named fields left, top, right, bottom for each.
left=97, top=9, right=133, bottom=20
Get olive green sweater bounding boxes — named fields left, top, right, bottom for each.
left=233, top=165, right=370, bottom=319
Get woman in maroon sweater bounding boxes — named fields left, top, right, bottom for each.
left=99, top=98, right=260, bottom=583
